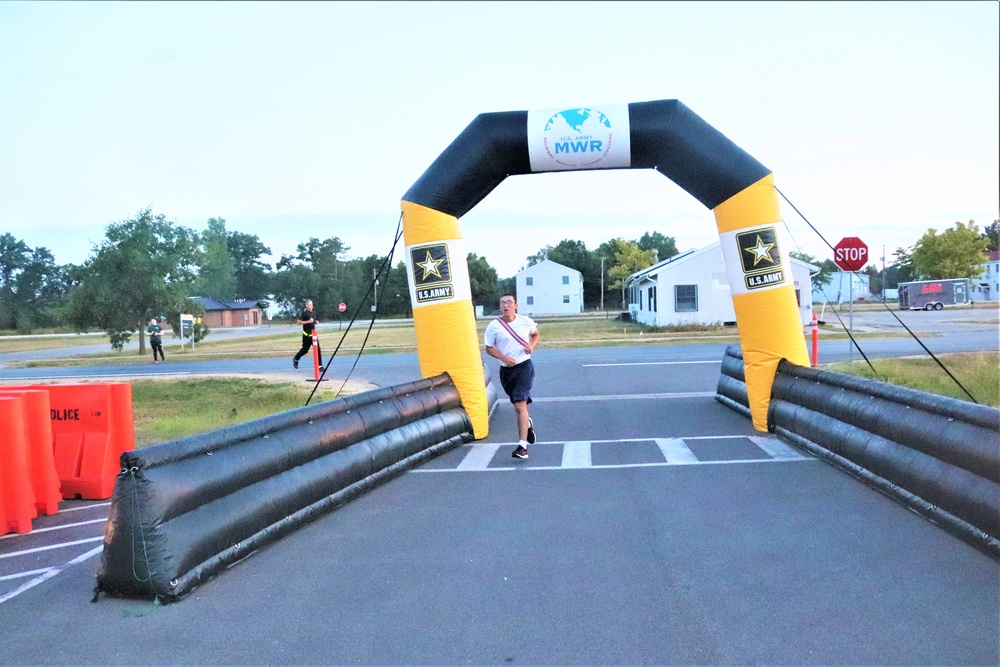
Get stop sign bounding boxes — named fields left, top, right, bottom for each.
left=338, top=302, right=347, bottom=313
left=833, top=237, right=869, bottom=272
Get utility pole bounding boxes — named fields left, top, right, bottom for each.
left=372, top=266, right=378, bottom=313
left=881, top=244, right=886, bottom=301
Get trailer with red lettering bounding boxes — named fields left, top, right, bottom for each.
left=897, top=279, right=969, bottom=310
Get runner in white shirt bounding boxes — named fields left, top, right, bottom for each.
left=484, top=293, right=540, bottom=459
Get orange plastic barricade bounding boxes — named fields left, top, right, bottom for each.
left=0, top=383, right=135, bottom=500
left=0, top=389, right=62, bottom=515
left=0, top=396, right=36, bottom=535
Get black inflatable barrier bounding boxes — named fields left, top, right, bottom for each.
left=95, top=374, right=473, bottom=602
left=714, top=345, right=750, bottom=418
left=715, top=345, right=1000, bottom=559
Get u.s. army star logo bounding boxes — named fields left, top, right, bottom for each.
left=410, top=243, right=455, bottom=303
left=736, top=227, right=786, bottom=290
left=411, top=244, right=451, bottom=286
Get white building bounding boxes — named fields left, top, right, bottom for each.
left=624, top=242, right=817, bottom=327
left=814, top=271, right=872, bottom=304
left=972, top=251, right=1000, bottom=302
left=516, top=259, right=584, bottom=315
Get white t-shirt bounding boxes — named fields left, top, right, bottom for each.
left=484, top=314, right=538, bottom=366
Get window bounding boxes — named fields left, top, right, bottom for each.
left=675, top=284, right=698, bottom=312
left=526, top=277, right=533, bottom=286
left=563, top=294, right=570, bottom=303
left=562, top=275, right=569, bottom=285
left=526, top=296, right=534, bottom=305
left=650, top=286, right=657, bottom=312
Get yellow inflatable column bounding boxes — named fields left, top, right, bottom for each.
left=713, top=174, right=810, bottom=431
left=401, top=201, right=489, bottom=439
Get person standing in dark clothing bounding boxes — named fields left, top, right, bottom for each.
left=293, top=299, right=316, bottom=369
left=147, top=318, right=165, bottom=363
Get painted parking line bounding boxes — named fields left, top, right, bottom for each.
left=415, top=436, right=815, bottom=473
left=0, top=546, right=103, bottom=605
left=0, top=518, right=107, bottom=541
left=0, top=537, right=103, bottom=560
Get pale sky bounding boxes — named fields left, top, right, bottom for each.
left=1, top=1, right=997, bottom=278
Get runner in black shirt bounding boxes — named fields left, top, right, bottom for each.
left=292, top=299, right=316, bottom=369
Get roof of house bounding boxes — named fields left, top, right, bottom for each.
left=189, top=296, right=262, bottom=311
left=517, top=258, right=583, bottom=276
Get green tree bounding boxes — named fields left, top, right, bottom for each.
left=0, top=234, right=69, bottom=331
left=863, top=264, right=884, bottom=297
left=271, top=237, right=349, bottom=316
left=884, top=247, right=916, bottom=287
left=65, top=208, right=201, bottom=353
left=498, top=275, right=516, bottom=299
left=191, top=217, right=237, bottom=301
left=467, top=253, right=500, bottom=309
left=526, top=245, right=552, bottom=267
left=377, top=261, right=411, bottom=318
left=636, top=231, right=678, bottom=263
left=602, top=238, right=654, bottom=309
left=0, top=234, right=30, bottom=329
left=227, top=230, right=273, bottom=301
left=911, top=220, right=988, bottom=280
left=981, top=219, right=999, bottom=253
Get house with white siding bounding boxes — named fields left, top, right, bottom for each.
left=972, top=250, right=1000, bottom=302
left=516, top=259, right=584, bottom=315
left=624, top=242, right=817, bottom=327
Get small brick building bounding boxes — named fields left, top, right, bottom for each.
left=189, top=297, right=264, bottom=328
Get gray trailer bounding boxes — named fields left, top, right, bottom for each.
left=897, top=279, right=969, bottom=310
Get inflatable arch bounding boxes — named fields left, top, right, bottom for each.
left=401, top=99, right=809, bottom=437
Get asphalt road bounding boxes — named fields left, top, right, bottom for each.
left=1, top=332, right=998, bottom=665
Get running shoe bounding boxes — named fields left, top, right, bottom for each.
left=512, top=445, right=529, bottom=459
left=526, top=418, right=536, bottom=445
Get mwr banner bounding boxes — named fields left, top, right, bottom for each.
left=405, top=239, right=472, bottom=309
left=528, top=105, right=631, bottom=172
left=719, top=223, right=795, bottom=296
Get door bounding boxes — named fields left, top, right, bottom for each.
left=953, top=281, right=967, bottom=304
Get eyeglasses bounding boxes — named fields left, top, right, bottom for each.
left=500, top=299, right=515, bottom=305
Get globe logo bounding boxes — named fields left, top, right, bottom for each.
left=541, top=108, right=615, bottom=168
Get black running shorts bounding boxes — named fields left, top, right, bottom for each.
left=499, top=359, right=534, bottom=404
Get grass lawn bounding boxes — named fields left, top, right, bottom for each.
left=131, top=375, right=375, bottom=447
left=824, top=350, right=1000, bottom=408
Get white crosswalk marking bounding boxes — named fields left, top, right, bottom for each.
left=749, top=436, right=810, bottom=460
left=654, top=438, right=700, bottom=464
left=412, top=436, right=814, bottom=473
left=456, top=443, right=502, bottom=471
left=561, top=441, right=592, bottom=468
